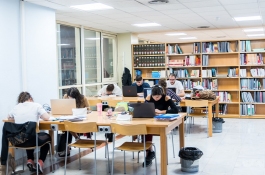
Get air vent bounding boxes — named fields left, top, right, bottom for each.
left=197, top=26, right=210, bottom=29
left=148, top=0, right=169, bottom=4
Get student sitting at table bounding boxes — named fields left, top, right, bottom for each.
left=57, top=87, right=90, bottom=157
left=158, top=78, right=182, bottom=103
left=131, top=75, right=150, bottom=96
left=144, top=85, right=179, bottom=167
left=97, top=84, right=122, bottom=96
left=6, top=92, right=51, bottom=173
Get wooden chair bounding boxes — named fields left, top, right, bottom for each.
left=5, top=122, right=54, bottom=175
left=63, top=121, right=110, bottom=175
left=87, top=99, right=102, bottom=111
left=185, top=100, right=208, bottom=136
left=110, top=123, right=158, bottom=175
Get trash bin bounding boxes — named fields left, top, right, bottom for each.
left=179, top=147, right=203, bottom=173
left=212, top=117, right=225, bottom=133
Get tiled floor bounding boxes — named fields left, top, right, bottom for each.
left=15, top=118, right=265, bottom=175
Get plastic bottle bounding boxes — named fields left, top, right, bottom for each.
left=97, top=103, right=102, bottom=116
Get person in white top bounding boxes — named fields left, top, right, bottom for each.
left=97, top=84, right=122, bottom=96
left=166, top=73, right=185, bottom=97
left=8, top=92, right=50, bottom=173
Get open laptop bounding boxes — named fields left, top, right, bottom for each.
left=143, top=88, right=152, bottom=99
left=129, top=103, right=156, bottom=118
left=50, top=99, right=76, bottom=115
left=167, top=87, right=176, bottom=93
left=122, top=86, right=137, bottom=97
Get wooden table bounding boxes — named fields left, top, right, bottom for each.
left=179, top=96, right=220, bottom=137
left=40, top=112, right=185, bottom=175
left=87, top=96, right=145, bottom=103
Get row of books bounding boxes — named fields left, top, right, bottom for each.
left=202, top=79, right=218, bottom=90
left=202, top=55, right=209, bottom=66
left=62, top=61, right=75, bottom=69
left=228, top=68, right=239, bottom=77
left=134, top=56, right=165, bottom=67
left=133, top=44, right=165, bottom=55
left=215, top=91, right=231, bottom=102
left=173, top=69, right=200, bottom=78
left=167, top=44, right=183, bottom=54
left=241, top=92, right=254, bottom=103
left=193, top=42, right=201, bottom=54
left=240, top=40, right=251, bottom=52
left=180, top=80, right=201, bottom=90
left=240, top=78, right=262, bottom=90
left=253, top=91, right=265, bottom=103
left=61, top=48, right=76, bottom=59
left=240, top=104, right=255, bottom=116
left=61, top=70, right=76, bottom=81
left=240, top=53, right=264, bottom=65
left=250, top=68, right=265, bottom=77
left=212, top=104, right=228, bottom=115
left=202, top=41, right=231, bottom=53
left=201, top=68, right=217, bottom=77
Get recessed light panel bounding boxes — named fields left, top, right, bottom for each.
left=165, top=33, right=186, bottom=36
left=132, top=23, right=161, bottom=27
left=247, top=34, right=265, bottom=37
left=179, top=37, right=197, bottom=40
left=70, top=3, right=113, bottom=11
left=243, top=28, right=264, bottom=32
left=233, top=16, right=262, bottom=21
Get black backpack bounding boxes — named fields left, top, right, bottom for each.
left=122, top=67, right=132, bottom=86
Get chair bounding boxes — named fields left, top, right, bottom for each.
left=185, top=100, right=208, bottom=136
left=5, top=122, right=54, bottom=175
left=111, top=123, right=158, bottom=175
left=88, top=99, right=102, bottom=111
left=63, top=121, right=110, bottom=175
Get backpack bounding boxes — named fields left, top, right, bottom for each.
left=192, top=90, right=216, bottom=100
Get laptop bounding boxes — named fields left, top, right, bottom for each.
left=143, top=88, right=152, bottom=99
left=50, top=99, right=76, bottom=115
left=129, top=103, right=156, bottom=118
left=122, top=86, right=137, bottom=97
left=167, top=87, right=176, bottom=93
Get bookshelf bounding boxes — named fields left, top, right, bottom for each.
left=132, top=39, right=265, bottom=118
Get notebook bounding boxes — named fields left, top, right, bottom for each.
left=50, top=99, right=76, bottom=115
left=129, top=103, right=155, bottom=118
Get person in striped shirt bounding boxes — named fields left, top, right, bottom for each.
left=158, top=78, right=182, bottom=103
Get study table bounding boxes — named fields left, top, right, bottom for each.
left=40, top=112, right=186, bottom=175
left=87, top=96, right=145, bottom=103
left=179, top=96, right=220, bottom=137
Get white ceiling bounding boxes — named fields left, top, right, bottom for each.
left=25, top=0, right=265, bottom=42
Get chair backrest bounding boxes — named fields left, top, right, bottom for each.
left=88, top=99, right=102, bottom=106
left=64, top=121, right=98, bottom=133
left=111, top=123, right=147, bottom=136
left=185, top=100, right=208, bottom=107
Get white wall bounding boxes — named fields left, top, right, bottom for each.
left=117, top=33, right=138, bottom=86
left=24, top=2, right=58, bottom=104
left=0, top=0, right=57, bottom=155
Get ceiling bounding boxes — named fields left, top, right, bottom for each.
left=26, top=0, right=265, bottom=42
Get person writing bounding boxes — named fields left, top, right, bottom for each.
left=97, top=84, right=122, bottom=96
left=158, top=78, right=181, bottom=103
left=57, top=87, right=90, bottom=157
left=6, top=92, right=51, bottom=174
left=167, top=73, right=185, bottom=97
left=131, top=75, right=150, bottom=96
left=144, top=85, right=179, bottom=167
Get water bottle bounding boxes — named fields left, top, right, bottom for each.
left=97, top=103, right=102, bottom=116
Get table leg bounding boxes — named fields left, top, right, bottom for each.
left=49, top=130, right=55, bottom=155
left=160, top=128, right=167, bottom=175
left=215, top=101, right=219, bottom=118
left=208, top=104, right=213, bottom=137
left=179, top=117, right=185, bottom=148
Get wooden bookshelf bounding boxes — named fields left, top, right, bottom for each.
left=132, top=39, right=265, bottom=118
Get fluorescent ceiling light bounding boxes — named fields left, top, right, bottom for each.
left=57, top=44, right=70, bottom=46
left=233, top=16, right=261, bottom=21
left=70, top=3, right=113, bottom=11
left=243, top=28, right=264, bottom=32
left=179, top=37, right=197, bottom=40
left=247, top=34, right=265, bottom=37
left=165, top=33, right=186, bottom=36
left=85, top=38, right=100, bottom=40
left=132, top=23, right=161, bottom=27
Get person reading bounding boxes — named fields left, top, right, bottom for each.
left=131, top=75, right=150, bottom=96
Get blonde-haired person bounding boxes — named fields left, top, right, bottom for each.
left=158, top=78, right=182, bottom=103
left=6, top=92, right=51, bottom=174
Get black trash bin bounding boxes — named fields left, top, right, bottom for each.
left=212, top=117, right=225, bottom=133
left=179, top=147, right=203, bottom=172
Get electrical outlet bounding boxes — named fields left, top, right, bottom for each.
left=50, top=124, right=58, bottom=131
left=98, top=126, right=111, bottom=133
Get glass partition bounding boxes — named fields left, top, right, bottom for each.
left=57, top=24, right=81, bottom=86
left=59, top=87, right=82, bottom=99
left=85, top=85, right=102, bottom=97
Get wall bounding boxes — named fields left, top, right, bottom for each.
left=0, top=0, right=57, bottom=156
left=117, top=33, right=138, bottom=86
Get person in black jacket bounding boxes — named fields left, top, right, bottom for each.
left=143, top=85, right=179, bottom=167
left=2, top=92, right=51, bottom=174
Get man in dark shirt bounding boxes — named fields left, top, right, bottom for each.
left=131, top=76, right=150, bottom=96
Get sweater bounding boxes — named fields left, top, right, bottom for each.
left=146, top=95, right=179, bottom=114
